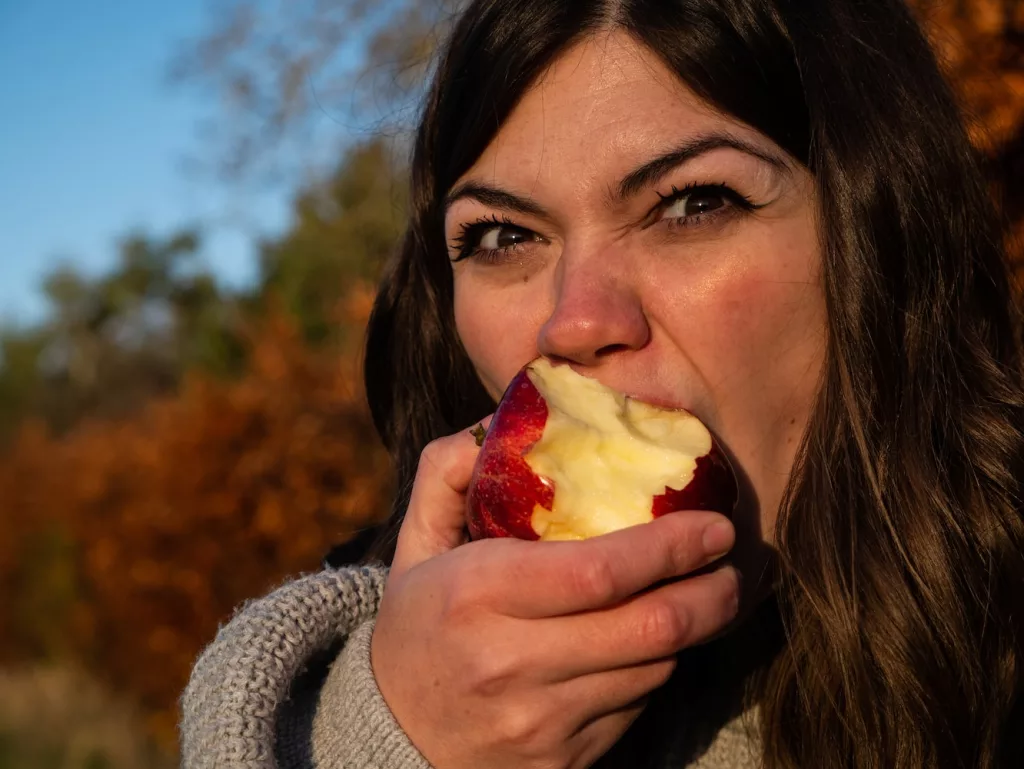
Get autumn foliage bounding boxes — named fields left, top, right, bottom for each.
left=1, top=0, right=1023, bottom=754
left=918, top=0, right=1024, bottom=265
left=0, top=287, right=391, bottom=744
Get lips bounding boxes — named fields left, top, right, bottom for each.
left=556, top=363, right=702, bottom=420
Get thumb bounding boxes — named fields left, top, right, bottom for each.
left=390, top=416, right=493, bottom=577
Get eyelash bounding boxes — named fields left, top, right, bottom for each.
left=449, top=214, right=522, bottom=265
left=449, top=182, right=759, bottom=264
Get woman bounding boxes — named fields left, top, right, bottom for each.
left=180, top=0, right=1024, bottom=767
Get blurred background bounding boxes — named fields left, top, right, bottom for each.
left=0, top=1, right=1022, bottom=766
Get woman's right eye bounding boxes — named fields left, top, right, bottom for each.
left=478, top=224, right=531, bottom=250
left=450, top=219, right=541, bottom=263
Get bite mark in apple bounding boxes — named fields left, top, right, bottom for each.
left=467, top=358, right=737, bottom=541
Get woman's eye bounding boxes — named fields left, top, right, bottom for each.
left=662, top=190, right=729, bottom=220
left=451, top=219, right=541, bottom=263
left=652, top=184, right=759, bottom=232
left=479, top=224, right=531, bottom=250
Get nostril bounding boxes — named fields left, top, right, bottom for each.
left=543, top=345, right=634, bottom=369
left=596, top=343, right=631, bottom=358
left=543, top=353, right=573, bottom=366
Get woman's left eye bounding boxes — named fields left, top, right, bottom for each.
left=663, top=191, right=728, bottom=218
left=656, top=184, right=755, bottom=227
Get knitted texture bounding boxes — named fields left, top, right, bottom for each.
left=180, top=564, right=391, bottom=768
left=306, top=619, right=431, bottom=768
left=179, top=563, right=762, bottom=769
left=690, top=711, right=760, bottom=769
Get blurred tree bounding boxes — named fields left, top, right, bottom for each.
left=916, top=0, right=1024, bottom=268
left=170, top=0, right=460, bottom=187
left=0, top=289, right=391, bottom=747
left=257, top=138, right=407, bottom=341
left=0, top=329, right=49, bottom=440
left=0, top=231, right=245, bottom=441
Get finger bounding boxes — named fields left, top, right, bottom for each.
left=480, top=667, right=664, bottom=769
left=566, top=698, right=650, bottom=769
left=481, top=686, right=653, bottom=769
left=391, top=416, right=493, bottom=576
left=532, top=565, right=740, bottom=681
left=487, top=510, right=735, bottom=618
left=560, top=656, right=677, bottom=732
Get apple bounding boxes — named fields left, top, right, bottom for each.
left=466, top=357, right=737, bottom=541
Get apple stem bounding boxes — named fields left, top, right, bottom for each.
left=470, top=423, right=488, bottom=447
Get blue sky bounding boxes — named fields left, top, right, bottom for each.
left=0, top=0, right=292, bottom=324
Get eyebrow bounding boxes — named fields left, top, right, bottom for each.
left=443, top=131, right=787, bottom=216
left=444, top=183, right=549, bottom=218
left=616, top=134, right=787, bottom=200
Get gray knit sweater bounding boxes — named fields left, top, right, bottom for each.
left=179, top=564, right=762, bottom=768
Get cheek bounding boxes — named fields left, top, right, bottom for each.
left=684, top=259, right=825, bottom=546
left=707, top=273, right=823, bottom=377
left=678, top=245, right=825, bottom=460
left=454, top=280, right=543, bottom=401
left=689, top=222, right=825, bottom=405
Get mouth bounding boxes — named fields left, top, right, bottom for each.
left=622, top=391, right=694, bottom=412
left=560, top=361, right=696, bottom=415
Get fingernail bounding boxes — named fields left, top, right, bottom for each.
left=702, top=521, right=734, bottom=557
left=724, top=565, right=742, bottom=617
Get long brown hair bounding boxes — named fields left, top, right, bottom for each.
left=358, top=0, right=1024, bottom=765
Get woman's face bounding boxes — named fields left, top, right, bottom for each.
left=445, top=31, right=825, bottom=587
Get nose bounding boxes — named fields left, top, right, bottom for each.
left=537, top=251, right=650, bottom=366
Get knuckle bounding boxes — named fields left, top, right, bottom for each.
left=465, top=647, right=521, bottom=699
left=495, top=702, right=546, bottom=748
left=417, top=438, right=449, bottom=476
left=569, top=556, right=618, bottom=605
left=638, top=599, right=691, bottom=651
left=438, top=570, right=486, bottom=624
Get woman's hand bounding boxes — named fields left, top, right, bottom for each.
left=371, top=425, right=740, bottom=769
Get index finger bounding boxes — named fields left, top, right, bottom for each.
left=482, top=509, right=734, bottom=618
left=391, top=416, right=493, bottom=579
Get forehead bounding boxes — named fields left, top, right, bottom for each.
left=460, top=31, right=758, bottom=195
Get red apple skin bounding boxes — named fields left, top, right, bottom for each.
left=466, top=364, right=738, bottom=541
left=467, top=370, right=551, bottom=540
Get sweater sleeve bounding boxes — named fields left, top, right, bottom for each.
left=300, top=618, right=432, bottom=769
left=179, top=563, right=430, bottom=769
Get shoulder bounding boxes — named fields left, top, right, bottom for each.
left=179, top=564, right=389, bottom=768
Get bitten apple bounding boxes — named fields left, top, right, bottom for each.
left=466, top=357, right=737, bottom=541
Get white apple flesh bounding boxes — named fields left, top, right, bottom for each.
left=467, top=357, right=737, bottom=541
